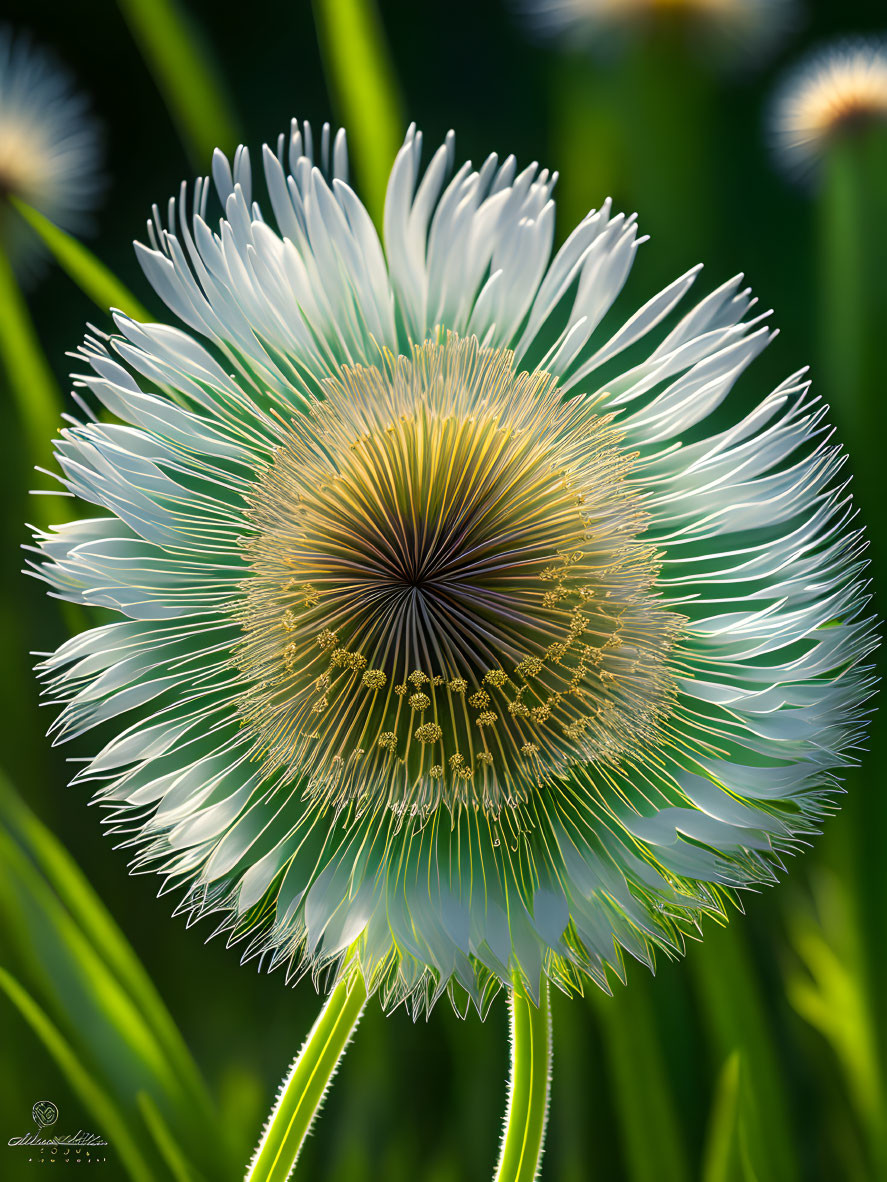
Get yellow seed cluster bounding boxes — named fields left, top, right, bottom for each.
left=415, top=722, right=443, bottom=744
left=331, top=648, right=367, bottom=671
left=449, top=753, right=473, bottom=780
left=515, top=656, right=543, bottom=678
left=542, top=587, right=568, bottom=607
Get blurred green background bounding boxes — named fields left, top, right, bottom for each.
left=0, top=0, right=886, bottom=1178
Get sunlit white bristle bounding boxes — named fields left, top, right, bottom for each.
left=770, top=39, right=887, bottom=181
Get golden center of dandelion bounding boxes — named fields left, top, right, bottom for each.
left=0, top=124, right=54, bottom=205
left=235, top=337, right=680, bottom=816
left=783, top=56, right=887, bottom=149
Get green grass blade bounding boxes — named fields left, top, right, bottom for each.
left=0, top=827, right=184, bottom=1100
left=784, top=871, right=886, bottom=1177
left=247, top=971, right=367, bottom=1182
left=11, top=198, right=150, bottom=321
left=0, top=243, right=63, bottom=465
left=115, top=0, right=239, bottom=167
left=0, top=818, right=230, bottom=1177
left=0, top=241, right=73, bottom=537
left=0, top=773, right=214, bottom=1125
left=0, top=966, right=155, bottom=1182
left=494, top=980, right=552, bottom=1182
left=0, top=246, right=83, bottom=627
left=701, top=1052, right=753, bottom=1182
left=312, top=0, right=404, bottom=226
left=590, top=977, right=690, bottom=1182
left=690, top=924, right=797, bottom=1182
left=137, top=1091, right=203, bottom=1182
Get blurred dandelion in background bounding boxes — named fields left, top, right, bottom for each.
left=769, top=37, right=887, bottom=511
left=769, top=38, right=887, bottom=181
left=29, top=120, right=877, bottom=1179
left=519, top=0, right=800, bottom=295
left=0, top=26, right=102, bottom=278
left=518, top=0, right=799, bottom=65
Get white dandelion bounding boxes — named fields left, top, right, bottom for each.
left=517, top=0, right=799, bottom=64
left=0, top=27, right=103, bottom=275
left=770, top=38, right=887, bottom=181
left=31, top=121, right=875, bottom=1023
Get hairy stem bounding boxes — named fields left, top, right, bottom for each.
left=246, top=970, right=367, bottom=1182
left=494, top=979, right=553, bottom=1182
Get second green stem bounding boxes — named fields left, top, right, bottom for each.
left=495, top=979, right=553, bottom=1182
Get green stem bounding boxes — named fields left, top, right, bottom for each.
left=819, top=138, right=866, bottom=451
left=246, top=971, right=367, bottom=1182
left=554, top=32, right=713, bottom=286
left=817, top=130, right=887, bottom=1156
left=549, top=54, right=620, bottom=235
left=494, top=980, right=552, bottom=1182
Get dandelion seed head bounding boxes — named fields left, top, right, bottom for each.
left=33, top=119, right=876, bottom=1014
left=770, top=39, right=887, bottom=181
left=0, top=27, right=102, bottom=275
left=518, top=0, right=798, bottom=65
